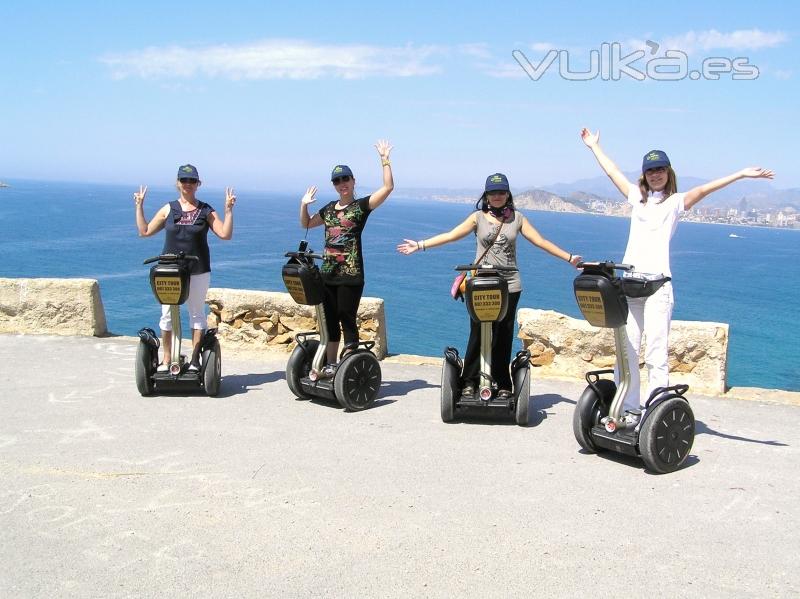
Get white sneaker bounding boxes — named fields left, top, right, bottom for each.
left=157, top=363, right=169, bottom=373
left=187, top=362, right=200, bottom=373
left=622, top=410, right=642, bottom=427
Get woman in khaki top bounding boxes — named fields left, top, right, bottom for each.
left=398, top=173, right=581, bottom=398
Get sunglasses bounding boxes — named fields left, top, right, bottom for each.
left=645, top=167, right=667, bottom=175
left=179, top=178, right=199, bottom=184
left=486, top=190, right=508, bottom=196
left=332, top=175, right=352, bottom=185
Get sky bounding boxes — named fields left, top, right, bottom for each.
left=1, top=0, right=798, bottom=193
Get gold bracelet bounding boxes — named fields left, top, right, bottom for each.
left=382, top=160, right=391, bottom=167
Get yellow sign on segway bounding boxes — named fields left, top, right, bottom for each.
left=471, top=289, right=503, bottom=322
left=283, top=275, right=308, bottom=305
left=154, top=276, right=184, bottom=305
left=575, top=290, right=607, bottom=327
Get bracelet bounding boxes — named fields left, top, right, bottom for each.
left=418, top=239, right=425, bottom=251
left=567, top=253, right=573, bottom=262
left=382, top=160, right=391, bottom=167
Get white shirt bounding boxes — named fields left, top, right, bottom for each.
left=621, top=187, right=686, bottom=277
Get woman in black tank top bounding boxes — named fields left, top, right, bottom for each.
left=133, top=164, right=236, bottom=371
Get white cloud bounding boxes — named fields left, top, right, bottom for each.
left=662, top=29, right=788, bottom=54
left=529, top=42, right=557, bottom=52
left=458, top=43, right=492, bottom=59
left=773, top=69, right=793, bottom=80
left=101, top=39, right=444, bottom=80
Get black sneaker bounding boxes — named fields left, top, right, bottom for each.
left=461, top=384, right=475, bottom=398
left=319, top=363, right=337, bottom=378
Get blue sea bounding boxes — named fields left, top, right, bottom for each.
left=2, top=179, right=798, bottom=391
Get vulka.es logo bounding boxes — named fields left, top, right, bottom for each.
left=513, top=41, right=759, bottom=82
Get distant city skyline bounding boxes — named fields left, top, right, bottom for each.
left=1, top=1, right=797, bottom=189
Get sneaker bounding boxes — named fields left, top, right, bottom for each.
left=497, top=389, right=513, bottom=400
left=319, top=363, right=337, bottom=378
left=187, top=362, right=200, bottom=373
left=157, top=363, right=169, bottom=373
left=461, top=384, right=475, bottom=398
left=622, top=410, right=642, bottom=427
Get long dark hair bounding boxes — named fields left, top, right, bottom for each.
left=475, top=191, right=515, bottom=212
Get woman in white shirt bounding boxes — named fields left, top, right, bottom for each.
left=580, top=128, right=774, bottom=423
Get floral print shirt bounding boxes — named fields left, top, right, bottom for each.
left=318, top=196, right=372, bottom=285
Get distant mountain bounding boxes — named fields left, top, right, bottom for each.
left=542, top=173, right=800, bottom=210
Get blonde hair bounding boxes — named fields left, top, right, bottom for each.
left=638, top=167, right=677, bottom=203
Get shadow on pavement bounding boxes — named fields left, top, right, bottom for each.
left=217, top=371, right=287, bottom=398
left=380, top=378, right=439, bottom=399
left=695, top=420, right=789, bottom=446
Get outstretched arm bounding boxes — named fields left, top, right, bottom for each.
left=684, top=167, right=775, bottom=210
left=299, top=186, right=324, bottom=228
left=580, top=128, right=633, bottom=199
left=397, top=213, right=476, bottom=254
left=368, top=139, right=394, bottom=210
left=133, top=185, right=169, bottom=237
left=208, top=187, right=236, bottom=240
left=520, top=215, right=582, bottom=267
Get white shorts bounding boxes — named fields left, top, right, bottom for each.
left=159, top=272, right=211, bottom=331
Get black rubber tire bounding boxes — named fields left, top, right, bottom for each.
left=134, top=341, right=155, bottom=396
left=513, top=366, right=531, bottom=426
left=202, top=339, right=222, bottom=397
left=639, top=398, right=695, bottom=474
left=572, top=379, right=615, bottom=453
left=286, top=339, right=319, bottom=400
left=334, top=352, right=381, bottom=411
left=440, top=359, right=459, bottom=422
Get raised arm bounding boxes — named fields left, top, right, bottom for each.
left=299, top=186, right=324, bottom=228
left=208, top=187, right=236, bottom=240
left=520, top=215, right=582, bottom=267
left=397, top=213, right=477, bottom=255
left=684, top=167, right=775, bottom=210
left=367, top=139, right=394, bottom=210
left=133, top=185, right=169, bottom=237
left=580, top=128, right=634, bottom=199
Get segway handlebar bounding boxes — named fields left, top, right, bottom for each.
left=454, top=263, right=517, bottom=272
left=576, top=260, right=634, bottom=272
left=285, top=251, right=324, bottom=260
left=143, top=252, right=200, bottom=265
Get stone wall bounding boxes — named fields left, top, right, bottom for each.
left=206, top=288, right=388, bottom=359
left=517, top=308, right=729, bottom=395
left=0, top=278, right=108, bottom=337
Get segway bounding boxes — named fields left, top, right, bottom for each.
left=134, top=252, right=222, bottom=397
left=571, top=261, right=695, bottom=473
left=282, top=241, right=381, bottom=411
left=441, top=263, right=531, bottom=425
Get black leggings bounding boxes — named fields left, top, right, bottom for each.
left=322, top=283, right=364, bottom=345
left=461, top=291, right=521, bottom=391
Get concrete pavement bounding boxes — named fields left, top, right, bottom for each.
left=1, top=334, right=798, bottom=598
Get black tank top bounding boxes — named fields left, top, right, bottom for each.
left=162, top=200, right=214, bottom=274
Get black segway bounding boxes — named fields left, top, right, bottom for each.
left=282, top=241, right=381, bottom=411
left=571, top=261, right=695, bottom=473
left=441, top=263, right=531, bottom=425
left=135, top=252, right=221, bottom=397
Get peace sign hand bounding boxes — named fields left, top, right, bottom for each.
left=133, top=185, right=148, bottom=207
left=225, top=187, right=236, bottom=210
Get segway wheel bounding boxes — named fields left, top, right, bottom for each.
left=202, top=338, right=222, bottom=397
left=572, top=379, right=615, bottom=453
left=334, top=351, right=381, bottom=411
left=286, top=339, right=319, bottom=400
left=440, top=358, right=460, bottom=423
left=513, top=366, right=531, bottom=426
left=639, top=398, right=695, bottom=474
left=135, top=341, right=155, bottom=396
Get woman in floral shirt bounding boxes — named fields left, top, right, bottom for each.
left=299, top=140, right=394, bottom=375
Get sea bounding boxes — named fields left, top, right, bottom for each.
left=1, top=179, right=798, bottom=391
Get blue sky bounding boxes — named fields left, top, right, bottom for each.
left=1, top=0, right=797, bottom=192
